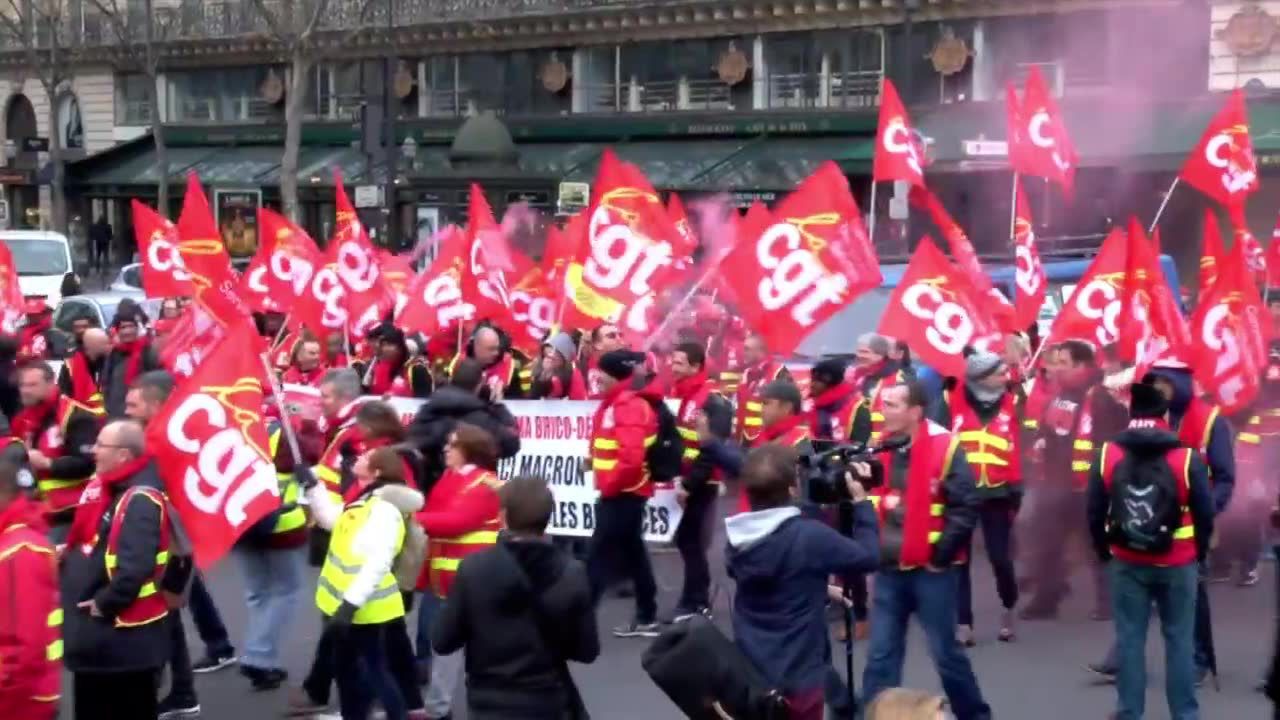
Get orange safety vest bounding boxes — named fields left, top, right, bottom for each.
left=449, top=352, right=518, bottom=390
left=948, top=387, right=1022, bottom=488
left=735, top=362, right=784, bottom=443
left=861, top=371, right=906, bottom=444
left=425, top=466, right=502, bottom=598
left=1177, top=399, right=1219, bottom=459
left=1100, top=443, right=1196, bottom=567
left=736, top=421, right=810, bottom=513
left=315, top=422, right=363, bottom=506
left=1063, top=386, right=1105, bottom=492
left=103, top=486, right=172, bottom=627
left=868, top=423, right=965, bottom=569
left=590, top=391, right=658, bottom=498
left=35, top=397, right=103, bottom=515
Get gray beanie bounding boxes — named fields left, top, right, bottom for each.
left=965, top=349, right=1005, bottom=383
left=857, top=332, right=891, bottom=358
left=545, top=331, right=577, bottom=362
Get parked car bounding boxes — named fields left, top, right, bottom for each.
left=109, top=262, right=143, bottom=293
left=52, top=291, right=160, bottom=335
left=1, top=230, right=79, bottom=305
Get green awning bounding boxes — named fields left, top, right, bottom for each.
left=684, top=136, right=874, bottom=189
left=75, top=146, right=211, bottom=185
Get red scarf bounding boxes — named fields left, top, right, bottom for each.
left=756, top=412, right=808, bottom=445
left=66, top=351, right=101, bottom=404
left=12, top=392, right=59, bottom=444
left=810, top=381, right=859, bottom=410
left=900, top=420, right=939, bottom=568
left=114, top=339, right=149, bottom=389
left=368, top=359, right=398, bottom=396
left=19, top=315, right=51, bottom=349
left=672, top=369, right=710, bottom=414
left=64, top=455, right=153, bottom=550
left=283, top=363, right=326, bottom=386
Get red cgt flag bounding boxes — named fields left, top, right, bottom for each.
left=1012, top=66, right=1078, bottom=196
left=499, top=250, right=557, bottom=355
left=396, top=226, right=477, bottom=337
left=463, top=185, right=517, bottom=328
left=331, top=176, right=394, bottom=336
left=720, top=161, right=882, bottom=356
left=241, top=209, right=323, bottom=315
left=1190, top=237, right=1271, bottom=413
left=159, top=303, right=226, bottom=379
left=879, top=237, right=1001, bottom=378
left=147, top=318, right=278, bottom=569
left=176, top=174, right=252, bottom=325
left=133, top=200, right=194, bottom=299
left=1179, top=89, right=1259, bottom=209
left=561, top=150, right=685, bottom=343
left=1200, top=209, right=1225, bottom=299
left=1042, top=227, right=1128, bottom=350
left=0, top=240, right=24, bottom=333
left=1118, top=218, right=1189, bottom=369
left=873, top=79, right=926, bottom=188
left=378, top=250, right=415, bottom=317
left=1012, top=178, right=1047, bottom=331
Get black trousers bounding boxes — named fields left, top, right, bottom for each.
left=674, top=486, right=716, bottom=610
left=303, top=615, right=336, bottom=705
left=1026, top=487, right=1108, bottom=612
left=587, top=494, right=658, bottom=622
left=957, top=498, right=1020, bottom=626
left=167, top=612, right=196, bottom=701
left=331, top=622, right=408, bottom=720
left=74, top=670, right=158, bottom=720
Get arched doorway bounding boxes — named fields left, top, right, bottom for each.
left=4, top=93, right=39, bottom=228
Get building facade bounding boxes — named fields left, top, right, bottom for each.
left=0, top=0, right=1268, bottom=281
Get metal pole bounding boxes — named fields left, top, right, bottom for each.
left=259, top=353, right=303, bottom=467
left=1008, top=172, right=1019, bottom=250
left=1148, top=177, right=1180, bottom=234
left=867, top=181, right=878, bottom=249
left=383, top=0, right=398, bottom=249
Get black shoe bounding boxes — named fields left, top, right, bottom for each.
left=240, top=664, right=287, bottom=691
left=192, top=652, right=237, bottom=673
left=1087, top=662, right=1117, bottom=684
left=157, top=695, right=201, bottom=719
left=613, top=620, right=661, bottom=638
left=668, top=606, right=712, bottom=624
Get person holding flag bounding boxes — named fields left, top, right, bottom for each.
left=101, top=302, right=162, bottom=418
left=58, top=327, right=110, bottom=413
left=281, top=338, right=328, bottom=388
left=449, top=324, right=528, bottom=401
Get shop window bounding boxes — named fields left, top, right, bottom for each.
left=115, top=73, right=153, bottom=125
left=168, top=66, right=280, bottom=122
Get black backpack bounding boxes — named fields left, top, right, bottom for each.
left=645, top=398, right=684, bottom=483
left=1107, top=447, right=1183, bottom=555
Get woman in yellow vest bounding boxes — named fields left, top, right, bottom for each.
left=306, top=447, right=425, bottom=720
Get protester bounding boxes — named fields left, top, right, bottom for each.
left=17, top=298, right=59, bottom=360
left=408, top=357, right=521, bottom=488
left=314, top=368, right=368, bottom=508
left=60, top=420, right=171, bottom=720
left=734, top=333, right=788, bottom=444
left=851, top=332, right=911, bottom=444
left=100, top=303, right=161, bottom=417
left=58, top=327, right=110, bottom=412
left=586, top=349, right=661, bottom=637
left=725, top=443, right=879, bottom=720
left=124, top=370, right=236, bottom=719
left=450, top=323, right=527, bottom=400
left=366, top=325, right=433, bottom=399
left=1086, top=382, right=1213, bottom=720
left=90, top=215, right=113, bottom=271
left=669, top=340, right=733, bottom=622
left=529, top=330, right=588, bottom=400
left=417, top=423, right=506, bottom=720
left=305, top=446, right=426, bottom=720
left=0, top=459, right=60, bottom=720
left=12, top=360, right=100, bottom=543
left=583, top=323, right=625, bottom=398
left=1023, top=340, right=1125, bottom=620
left=281, top=338, right=327, bottom=387
left=432, top=474, right=599, bottom=719
left=859, top=381, right=991, bottom=720
left=937, top=349, right=1022, bottom=644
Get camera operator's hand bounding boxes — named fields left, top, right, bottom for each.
left=827, top=584, right=852, bottom=608
left=843, top=472, right=868, bottom=503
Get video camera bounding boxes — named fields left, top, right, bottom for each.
left=800, top=435, right=910, bottom=505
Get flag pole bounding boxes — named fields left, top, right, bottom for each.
left=642, top=265, right=720, bottom=352
left=1148, top=177, right=1180, bottom=234
left=259, top=353, right=303, bottom=467
left=867, top=181, right=879, bottom=250
left=1009, top=172, right=1019, bottom=250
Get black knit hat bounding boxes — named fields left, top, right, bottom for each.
left=1129, top=382, right=1170, bottom=420
left=598, top=349, right=647, bottom=380
left=810, top=357, right=848, bottom=387
left=759, top=380, right=804, bottom=412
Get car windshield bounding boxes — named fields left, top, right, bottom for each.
left=5, top=239, right=68, bottom=276
left=99, top=297, right=158, bottom=328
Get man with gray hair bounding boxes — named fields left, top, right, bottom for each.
left=851, top=333, right=912, bottom=445
left=315, top=368, right=366, bottom=508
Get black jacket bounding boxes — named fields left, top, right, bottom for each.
left=58, top=351, right=105, bottom=399
left=32, top=399, right=97, bottom=521
left=1085, top=426, right=1215, bottom=564
left=881, top=441, right=981, bottom=569
left=433, top=536, right=599, bottom=720
left=407, top=386, right=521, bottom=489
left=59, top=460, right=171, bottom=673
left=100, top=344, right=161, bottom=418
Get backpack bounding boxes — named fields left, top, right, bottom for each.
left=645, top=398, right=684, bottom=483
left=1106, top=447, right=1183, bottom=555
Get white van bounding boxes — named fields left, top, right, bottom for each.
left=0, top=230, right=76, bottom=305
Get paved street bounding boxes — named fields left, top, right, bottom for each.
left=53, top=540, right=1274, bottom=720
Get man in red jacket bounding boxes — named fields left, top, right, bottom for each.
left=0, top=460, right=60, bottom=720
left=586, top=349, right=661, bottom=638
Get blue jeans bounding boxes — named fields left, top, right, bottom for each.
left=416, top=591, right=442, bottom=662
left=1110, top=560, right=1199, bottom=720
left=861, top=568, right=991, bottom=720
left=235, top=547, right=306, bottom=669
left=189, top=572, right=234, bottom=657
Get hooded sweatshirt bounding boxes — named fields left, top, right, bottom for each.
left=725, top=503, right=879, bottom=693
left=1146, top=367, right=1235, bottom=513
left=432, top=536, right=599, bottom=720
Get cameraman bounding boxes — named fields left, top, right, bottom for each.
left=859, top=381, right=991, bottom=720
left=726, top=443, right=879, bottom=720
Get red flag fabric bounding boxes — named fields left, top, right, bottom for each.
left=1227, top=205, right=1268, bottom=278
left=1005, top=83, right=1031, bottom=172
left=1013, top=65, right=1078, bottom=195
left=463, top=185, right=517, bottom=327
left=236, top=227, right=282, bottom=314
left=378, top=250, right=415, bottom=317
left=1042, top=227, right=1128, bottom=350
left=878, top=237, right=1001, bottom=378
left=910, top=185, right=1015, bottom=331
left=159, top=304, right=226, bottom=379
left=1117, top=218, right=1189, bottom=370
left=331, top=177, right=394, bottom=337
left=1268, top=211, right=1280, bottom=288
left=720, top=161, right=882, bottom=356
left=147, top=318, right=277, bottom=569
left=175, top=174, right=251, bottom=325
left=1200, top=209, right=1224, bottom=299
left=873, top=79, right=926, bottom=188
left=253, top=209, right=323, bottom=309
left=1012, top=178, right=1046, bottom=331
left=395, top=226, right=476, bottom=337
left=1179, top=89, right=1259, bottom=209
left=540, top=220, right=576, bottom=289
left=1190, top=237, right=1271, bottom=413
left=133, top=200, right=194, bottom=299
left=501, top=251, right=557, bottom=355
left=0, top=240, right=24, bottom=333
left=560, top=150, right=684, bottom=342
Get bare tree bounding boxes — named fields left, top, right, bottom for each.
left=249, top=0, right=378, bottom=222
left=86, top=0, right=177, bottom=212
left=0, top=0, right=74, bottom=231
